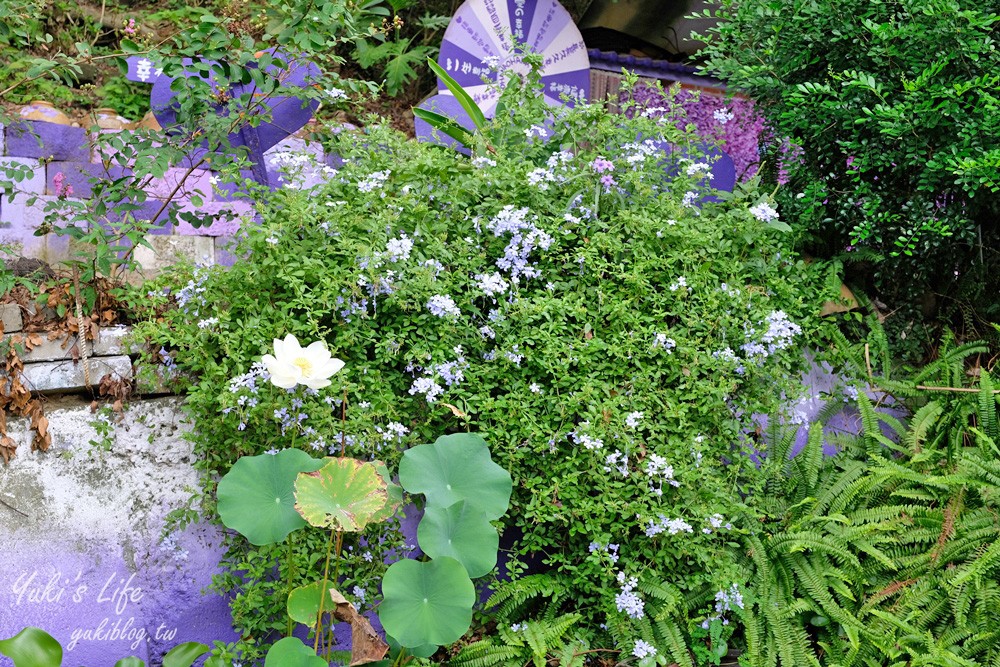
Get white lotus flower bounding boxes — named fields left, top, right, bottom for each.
left=262, top=334, right=344, bottom=390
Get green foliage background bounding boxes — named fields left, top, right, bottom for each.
left=695, top=0, right=1000, bottom=346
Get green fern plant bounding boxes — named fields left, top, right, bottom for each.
left=740, top=347, right=1000, bottom=667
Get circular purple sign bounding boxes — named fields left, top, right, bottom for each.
left=437, top=0, right=590, bottom=117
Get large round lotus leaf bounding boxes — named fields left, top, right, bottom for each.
left=387, top=635, right=438, bottom=661
left=114, top=659, right=144, bottom=667
left=217, top=449, right=324, bottom=545
left=0, top=627, right=62, bottom=667
left=417, top=500, right=499, bottom=578
left=399, top=433, right=512, bottom=519
left=378, top=557, right=475, bottom=647
left=287, top=580, right=325, bottom=626
left=295, top=458, right=389, bottom=532
left=264, top=637, right=326, bottom=667
left=369, top=460, right=403, bottom=523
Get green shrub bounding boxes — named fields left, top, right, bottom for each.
left=696, top=1, right=1000, bottom=329
left=137, top=75, right=840, bottom=662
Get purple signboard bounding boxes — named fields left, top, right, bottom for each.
left=437, top=0, right=590, bottom=116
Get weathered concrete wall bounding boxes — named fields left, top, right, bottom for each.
left=0, top=397, right=237, bottom=666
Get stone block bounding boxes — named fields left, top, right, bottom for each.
left=214, top=234, right=242, bottom=267
left=0, top=303, right=23, bottom=333
left=175, top=201, right=254, bottom=237
left=45, top=161, right=132, bottom=198
left=3, top=326, right=134, bottom=362
left=146, top=168, right=213, bottom=202
left=19, top=355, right=132, bottom=393
left=132, top=235, right=214, bottom=276
left=101, top=198, right=175, bottom=231
left=0, top=194, right=84, bottom=263
left=4, top=121, right=91, bottom=162
left=1, top=157, right=47, bottom=195
left=92, top=325, right=134, bottom=356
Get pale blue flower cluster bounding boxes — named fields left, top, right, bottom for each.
left=615, top=572, right=645, bottom=619
left=427, top=294, right=461, bottom=318
left=633, top=640, right=657, bottom=659
left=486, top=205, right=554, bottom=282
left=645, top=515, right=693, bottom=537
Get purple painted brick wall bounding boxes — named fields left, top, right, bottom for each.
left=0, top=121, right=332, bottom=268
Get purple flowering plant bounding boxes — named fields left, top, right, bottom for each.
left=136, top=66, right=841, bottom=664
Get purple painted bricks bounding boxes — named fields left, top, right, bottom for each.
left=5, top=121, right=91, bottom=162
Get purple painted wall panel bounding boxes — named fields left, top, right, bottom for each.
left=0, top=398, right=239, bottom=667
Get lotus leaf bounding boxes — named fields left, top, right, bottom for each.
left=398, top=433, right=511, bottom=519
left=378, top=557, right=475, bottom=647
left=369, top=460, right=403, bottom=523
left=264, top=637, right=326, bottom=667
left=294, top=458, right=389, bottom=531
left=0, top=628, right=62, bottom=667
left=217, top=449, right=323, bottom=545
left=417, top=500, right=498, bottom=577
left=114, top=659, right=144, bottom=667
left=287, top=580, right=325, bottom=626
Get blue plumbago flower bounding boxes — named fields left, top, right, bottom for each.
left=570, top=422, right=604, bottom=451
left=175, top=268, right=211, bottom=316
left=741, top=310, right=802, bottom=363
left=668, top=276, right=687, bottom=292
left=527, top=167, right=556, bottom=190
left=625, top=411, right=644, bottom=428
left=702, top=513, right=732, bottom=534
left=409, top=376, right=444, bottom=403
left=702, top=584, right=745, bottom=629
left=614, top=572, right=644, bottom=619
left=427, top=294, right=461, bottom=318
left=486, top=206, right=554, bottom=282
left=529, top=382, right=542, bottom=394
left=622, top=140, right=659, bottom=165
left=684, top=161, right=713, bottom=178
left=749, top=201, right=779, bottom=222
left=682, top=191, right=698, bottom=208
left=652, top=333, right=676, bottom=353
left=843, top=385, right=860, bottom=402
left=385, top=234, right=413, bottom=262
left=471, top=156, right=497, bottom=168
left=524, top=124, right=548, bottom=139
left=352, top=586, right=366, bottom=604
left=645, top=515, right=693, bottom=537
left=229, top=362, right=271, bottom=394
left=377, top=422, right=409, bottom=442
left=422, top=259, right=444, bottom=278
left=588, top=542, right=620, bottom=564
left=476, top=272, right=510, bottom=298
left=504, top=345, right=524, bottom=366
left=604, top=450, right=630, bottom=476
left=357, top=170, right=390, bottom=193
left=633, top=640, right=657, bottom=659
left=645, top=454, right=679, bottom=496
